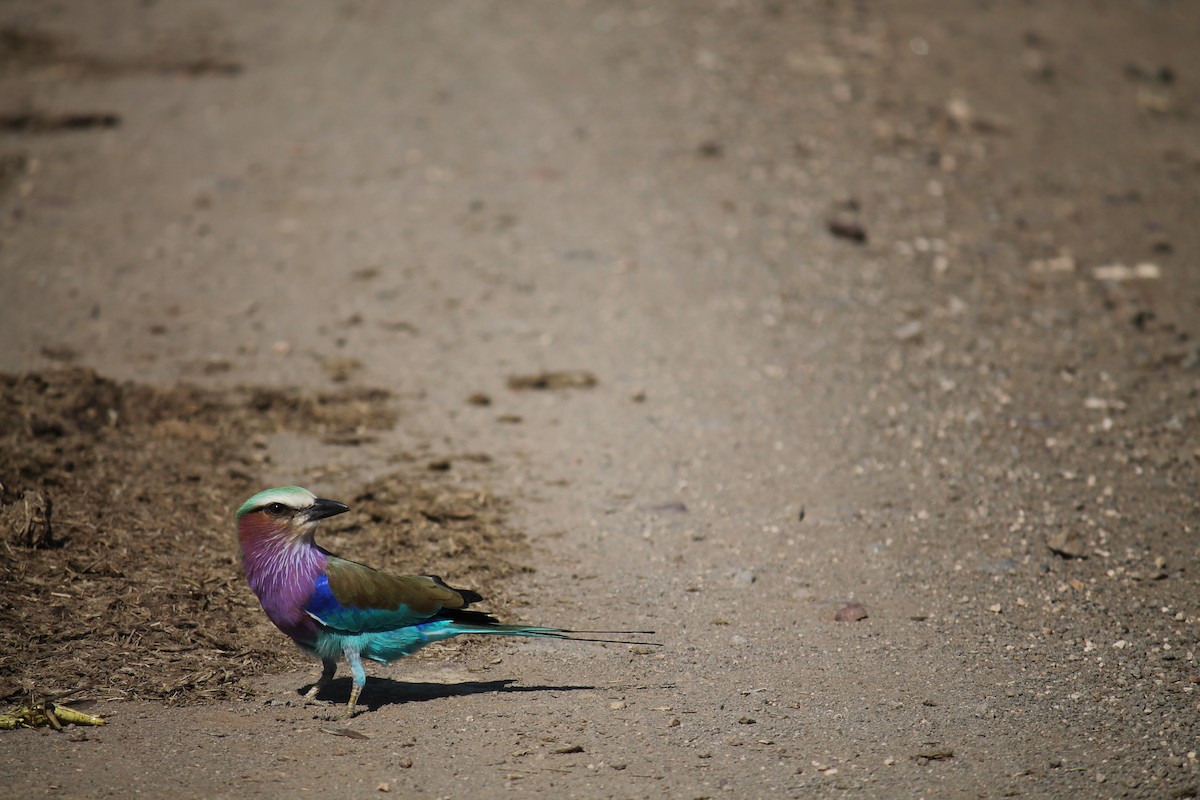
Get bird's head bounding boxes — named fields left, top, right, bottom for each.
left=236, top=486, right=349, bottom=544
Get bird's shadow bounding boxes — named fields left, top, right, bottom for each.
left=301, top=676, right=596, bottom=711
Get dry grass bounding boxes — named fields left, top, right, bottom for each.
left=0, top=368, right=523, bottom=705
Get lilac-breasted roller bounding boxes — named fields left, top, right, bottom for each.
left=237, top=486, right=655, bottom=712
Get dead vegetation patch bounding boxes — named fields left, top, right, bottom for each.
left=0, top=368, right=523, bottom=705
left=0, top=24, right=243, bottom=79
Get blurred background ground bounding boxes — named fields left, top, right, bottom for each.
left=0, top=2, right=1197, bottom=797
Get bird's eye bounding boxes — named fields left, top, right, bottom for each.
left=263, top=502, right=290, bottom=516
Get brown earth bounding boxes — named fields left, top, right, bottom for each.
left=0, top=368, right=524, bottom=705
left=1, top=2, right=1198, bottom=798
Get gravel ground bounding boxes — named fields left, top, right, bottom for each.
left=1, top=2, right=1197, bottom=797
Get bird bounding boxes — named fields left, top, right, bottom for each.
left=236, top=485, right=656, bottom=713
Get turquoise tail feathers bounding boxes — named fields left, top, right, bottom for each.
left=319, top=621, right=659, bottom=667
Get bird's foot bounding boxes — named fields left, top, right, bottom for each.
left=301, top=680, right=334, bottom=705
left=344, top=683, right=363, bottom=717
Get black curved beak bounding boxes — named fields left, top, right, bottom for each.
left=308, top=498, right=349, bottom=521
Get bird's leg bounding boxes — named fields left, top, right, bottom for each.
left=343, top=644, right=367, bottom=716
left=303, top=658, right=337, bottom=702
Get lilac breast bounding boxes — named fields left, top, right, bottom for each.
left=241, top=539, right=328, bottom=646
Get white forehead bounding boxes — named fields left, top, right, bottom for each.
left=237, top=486, right=316, bottom=517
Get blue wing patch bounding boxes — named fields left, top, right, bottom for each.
left=304, top=574, right=431, bottom=634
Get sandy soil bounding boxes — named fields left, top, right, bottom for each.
left=1, top=2, right=1198, bottom=797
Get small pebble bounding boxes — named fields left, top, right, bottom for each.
left=835, top=602, right=869, bottom=622
left=893, top=320, right=923, bottom=342
left=1092, top=262, right=1161, bottom=281
left=732, top=569, right=756, bottom=587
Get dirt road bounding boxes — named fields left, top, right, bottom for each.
left=2, top=2, right=1198, bottom=797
